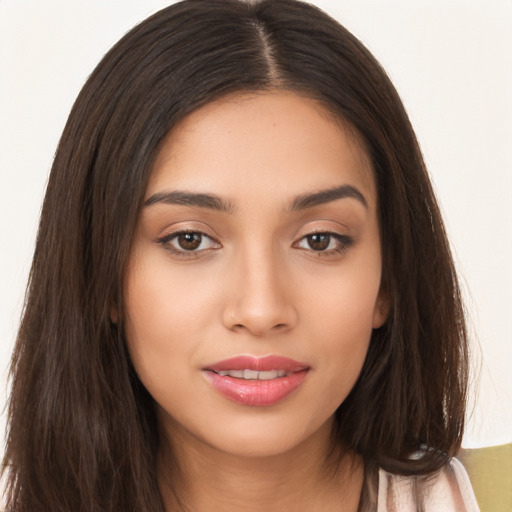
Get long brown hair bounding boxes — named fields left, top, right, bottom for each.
left=3, top=0, right=468, bottom=510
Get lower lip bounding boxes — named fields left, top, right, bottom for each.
left=203, top=370, right=309, bottom=407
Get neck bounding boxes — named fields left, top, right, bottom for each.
left=158, top=419, right=364, bottom=512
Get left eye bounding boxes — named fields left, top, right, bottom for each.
left=160, top=231, right=219, bottom=253
left=294, top=233, right=349, bottom=252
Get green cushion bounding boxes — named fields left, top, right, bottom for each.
left=458, top=443, right=512, bottom=512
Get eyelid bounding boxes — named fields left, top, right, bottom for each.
left=294, top=231, right=352, bottom=249
left=292, top=224, right=355, bottom=256
left=156, top=227, right=222, bottom=257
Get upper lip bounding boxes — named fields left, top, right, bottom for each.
left=204, top=355, right=309, bottom=373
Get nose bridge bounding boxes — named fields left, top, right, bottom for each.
left=223, top=238, right=296, bottom=335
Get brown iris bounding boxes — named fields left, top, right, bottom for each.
left=307, top=234, right=330, bottom=251
left=177, top=232, right=202, bottom=250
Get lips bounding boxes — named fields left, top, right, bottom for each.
left=203, top=355, right=309, bottom=407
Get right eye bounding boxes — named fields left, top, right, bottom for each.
left=158, top=231, right=221, bottom=256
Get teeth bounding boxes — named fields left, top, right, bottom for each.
left=258, top=370, right=278, bottom=380
left=218, top=370, right=244, bottom=378
left=244, top=369, right=259, bottom=380
left=216, top=369, right=289, bottom=380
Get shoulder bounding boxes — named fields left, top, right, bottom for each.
left=377, top=458, right=480, bottom=512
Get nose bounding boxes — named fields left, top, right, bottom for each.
left=221, top=245, right=298, bottom=337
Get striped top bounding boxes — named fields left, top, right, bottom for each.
left=376, top=458, right=480, bottom=511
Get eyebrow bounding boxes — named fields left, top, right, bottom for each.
left=144, top=191, right=235, bottom=213
left=289, top=185, right=368, bottom=211
left=144, top=184, right=367, bottom=213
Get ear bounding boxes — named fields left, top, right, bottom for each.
left=372, top=289, right=390, bottom=329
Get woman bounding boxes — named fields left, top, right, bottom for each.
left=3, top=0, right=479, bottom=510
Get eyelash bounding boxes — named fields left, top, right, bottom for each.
left=157, top=230, right=221, bottom=258
left=292, top=232, right=354, bottom=256
left=156, top=230, right=354, bottom=258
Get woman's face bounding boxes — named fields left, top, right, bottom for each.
left=124, top=92, right=387, bottom=458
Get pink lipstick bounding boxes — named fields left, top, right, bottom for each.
left=203, top=355, right=309, bottom=407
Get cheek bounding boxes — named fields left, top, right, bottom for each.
left=125, top=249, right=220, bottom=334
left=122, top=253, right=219, bottom=390
left=316, top=296, right=374, bottom=382
left=302, top=261, right=381, bottom=393
left=303, top=253, right=382, bottom=338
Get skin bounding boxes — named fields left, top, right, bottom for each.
left=124, top=92, right=388, bottom=511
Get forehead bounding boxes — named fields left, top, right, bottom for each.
left=148, top=91, right=376, bottom=206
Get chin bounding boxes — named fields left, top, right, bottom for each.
left=180, top=410, right=335, bottom=461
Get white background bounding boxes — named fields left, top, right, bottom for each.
left=0, top=0, right=511, bottom=450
